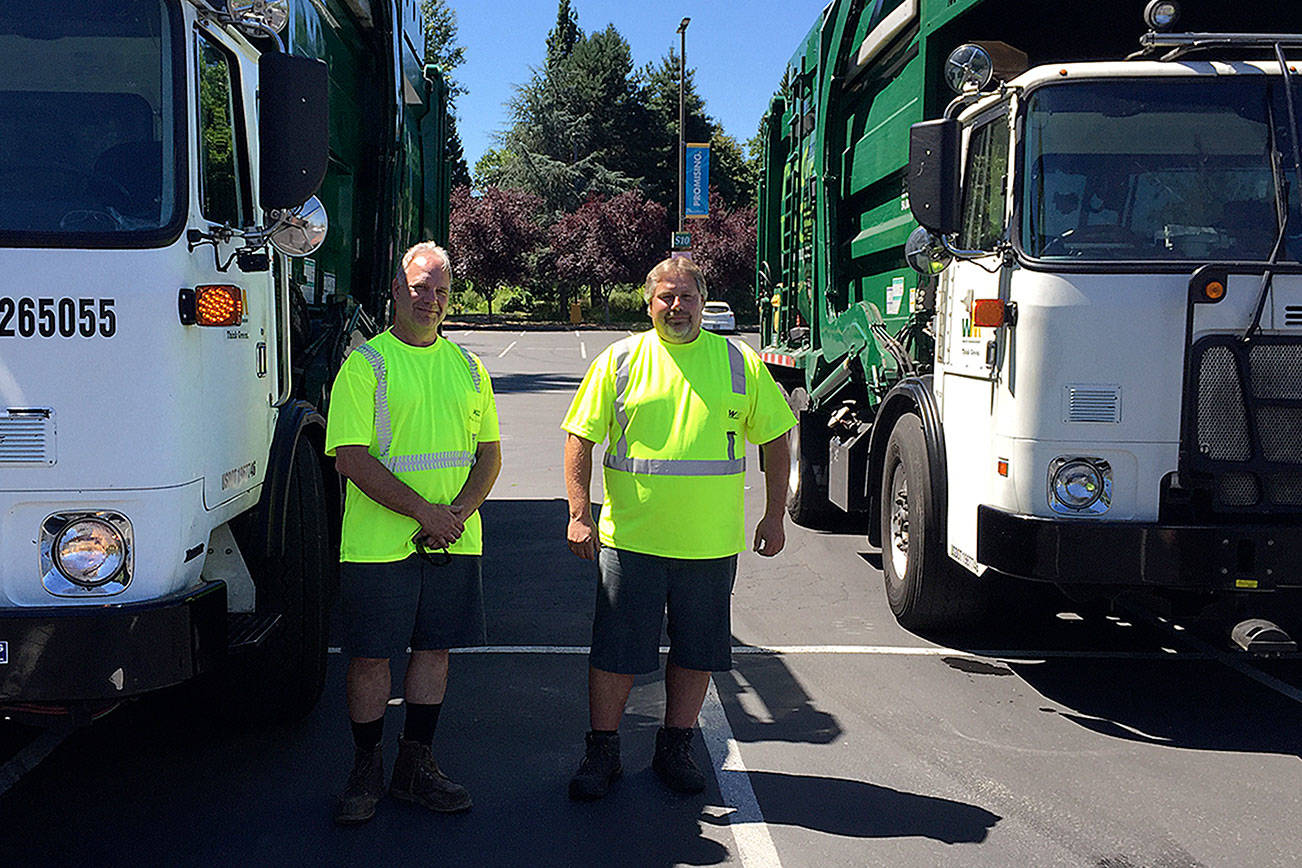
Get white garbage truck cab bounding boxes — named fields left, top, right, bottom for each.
left=897, top=18, right=1302, bottom=642
left=0, top=0, right=448, bottom=722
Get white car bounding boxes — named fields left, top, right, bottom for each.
left=701, top=301, right=736, bottom=333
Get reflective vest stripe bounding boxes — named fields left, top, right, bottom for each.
left=458, top=345, right=482, bottom=392
left=355, top=344, right=393, bottom=458
left=611, top=342, right=634, bottom=463
left=350, top=339, right=481, bottom=469
left=383, top=451, right=477, bottom=473
left=726, top=340, right=746, bottom=396
left=605, top=335, right=749, bottom=478
left=603, top=455, right=746, bottom=476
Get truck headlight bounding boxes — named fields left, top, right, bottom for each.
left=1049, top=457, right=1112, bottom=515
left=55, top=519, right=125, bottom=586
left=40, top=511, right=134, bottom=595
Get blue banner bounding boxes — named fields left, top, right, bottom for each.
left=684, top=143, right=710, bottom=218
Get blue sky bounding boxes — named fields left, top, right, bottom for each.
left=448, top=0, right=830, bottom=172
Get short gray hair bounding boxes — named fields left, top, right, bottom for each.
left=396, top=242, right=452, bottom=283
left=643, top=256, right=707, bottom=302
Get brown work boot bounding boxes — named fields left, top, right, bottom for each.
left=334, top=745, right=384, bottom=825
left=389, top=738, right=472, bottom=812
left=652, top=726, right=706, bottom=794
left=568, top=730, right=622, bottom=801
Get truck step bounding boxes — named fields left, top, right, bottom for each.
left=227, top=613, right=283, bottom=653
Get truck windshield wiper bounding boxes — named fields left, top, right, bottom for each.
left=1243, top=44, right=1302, bottom=342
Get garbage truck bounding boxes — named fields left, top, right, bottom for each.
left=0, top=0, right=449, bottom=723
left=756, top=0, right=1302, bottom=642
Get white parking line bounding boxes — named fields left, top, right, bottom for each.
left=497, top=340, right=517, bottom=358
left=700, top=677, right=783, bottom=867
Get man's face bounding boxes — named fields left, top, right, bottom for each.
left=392, top=254, right=450, bottom=337
left=648, top=274, right=703, bottom=343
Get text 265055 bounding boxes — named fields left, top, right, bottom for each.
left=0, top=297, right=116, bottom=338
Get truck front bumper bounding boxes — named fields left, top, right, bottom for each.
left=0, top=582, right=226, bottom=703
left=977, top=505, right=1302, bottom=589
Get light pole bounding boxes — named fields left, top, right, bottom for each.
left=677, top=17, right=690, bottom=235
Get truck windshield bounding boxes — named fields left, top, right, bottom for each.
left=0, top=0, right=183, bottom=247
left=1022, top=78, right=1302, bottom=264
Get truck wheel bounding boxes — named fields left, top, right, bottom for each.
left=217, top=441, right=331, bottom=725
left=879, top=414, right=983, bottom=631
left=786, top=387, right=834, bottom=527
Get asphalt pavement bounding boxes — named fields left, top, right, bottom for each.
left=2, top=327, right=1300, bottom=867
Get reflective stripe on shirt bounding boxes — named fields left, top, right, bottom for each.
left=605, top=335, right=749, bottom=477
left=383, top=451, right=477, bottom=473
left=351, top=338, right=480, bottom=468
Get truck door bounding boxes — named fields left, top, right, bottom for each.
left=191, top=26, right=275, bottom=509
left=936, top=107, right=1012, bottom=572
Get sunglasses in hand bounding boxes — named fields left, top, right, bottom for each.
left=412, top=532, right=452, bottom=566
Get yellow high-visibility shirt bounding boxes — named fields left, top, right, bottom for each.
left=563, top=329, right=795, bottom=559
left=326, top=330, right=499, bottom=562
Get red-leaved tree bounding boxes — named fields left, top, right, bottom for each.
left=551, top=190, right=668, bottom=322
left=684, top=188, right=757, bottom=320
left=448, top=185, right=546, bottom=320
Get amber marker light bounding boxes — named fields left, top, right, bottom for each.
left=195, top=285, right=245, bottom=327
left=997, top=458, right=1009, bottom=477
left=972, top=298, right=1005, bottom=328
left=1203, top=280, right=1225, bottom=302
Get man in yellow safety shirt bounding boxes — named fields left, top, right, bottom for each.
left=562, top=256, right=796, bottom=800
left=325, top=242, right=501, bottom=825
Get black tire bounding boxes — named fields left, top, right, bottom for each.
left=785, top=387, right=836, bottom=528
left=216, top=442, right=332, bottom=725
left=879, top=414, right=984, bottom=631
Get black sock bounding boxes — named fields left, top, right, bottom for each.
left=351, top=717, right=384, bottom=752
left=403, top=702, right=442, bottom=746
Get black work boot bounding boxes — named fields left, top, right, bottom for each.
left=568, top=730, right=622, bottom=801
left=652, top=726, right=706, bottom=794
left=389, top=738, right=472, bottom=812
left=334, top=745, right=384, bottom=825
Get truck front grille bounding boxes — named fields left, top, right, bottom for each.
left=1189, top=336, right=1302, bottom=512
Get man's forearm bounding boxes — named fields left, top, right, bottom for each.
left=563, top=433, right=595, bottom=519
left=336, top=447, right=437, bottom=522
left=452, top=441, right=502, bottom=517
left=761, top=432, right=791, bottom=516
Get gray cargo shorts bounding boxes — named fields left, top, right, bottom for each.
left=590, top=547, right=737, bottom=675
left=339, top=554, right=486, bottom=659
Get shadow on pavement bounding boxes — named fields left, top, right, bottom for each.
left=488, top=372, right=583, bottom=394
left=713, top=651, right=841, bottom=745
left=705, top=770, right=1000, bottom=845
left=892, top=569, right=1302, bottom=760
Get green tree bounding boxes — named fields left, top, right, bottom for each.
left=545, top=0, right=579, bottom=69
left=421, top=0, right=471, bottom=188
left=421, top=0, right=465, bottom=99
left=491, top=24, right=645, bottom=216
left=635, top=50, right=759, bottom=213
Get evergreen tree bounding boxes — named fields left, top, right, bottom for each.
left=447, top=119, right=472, bottom=189
left=545, top=0, right=579, bottom=69
left=420, top=0, right=470, bottom=191
left=420, top=0, right=466, bottom=100
left=491, top=24, right=646, bottom=216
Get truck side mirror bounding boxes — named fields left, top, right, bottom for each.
left=908, top=119, right=961, bottom=236
left=259, top=52, right=329, bottom=211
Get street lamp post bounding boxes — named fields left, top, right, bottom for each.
left=677, top=17, right=690, bottom=235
